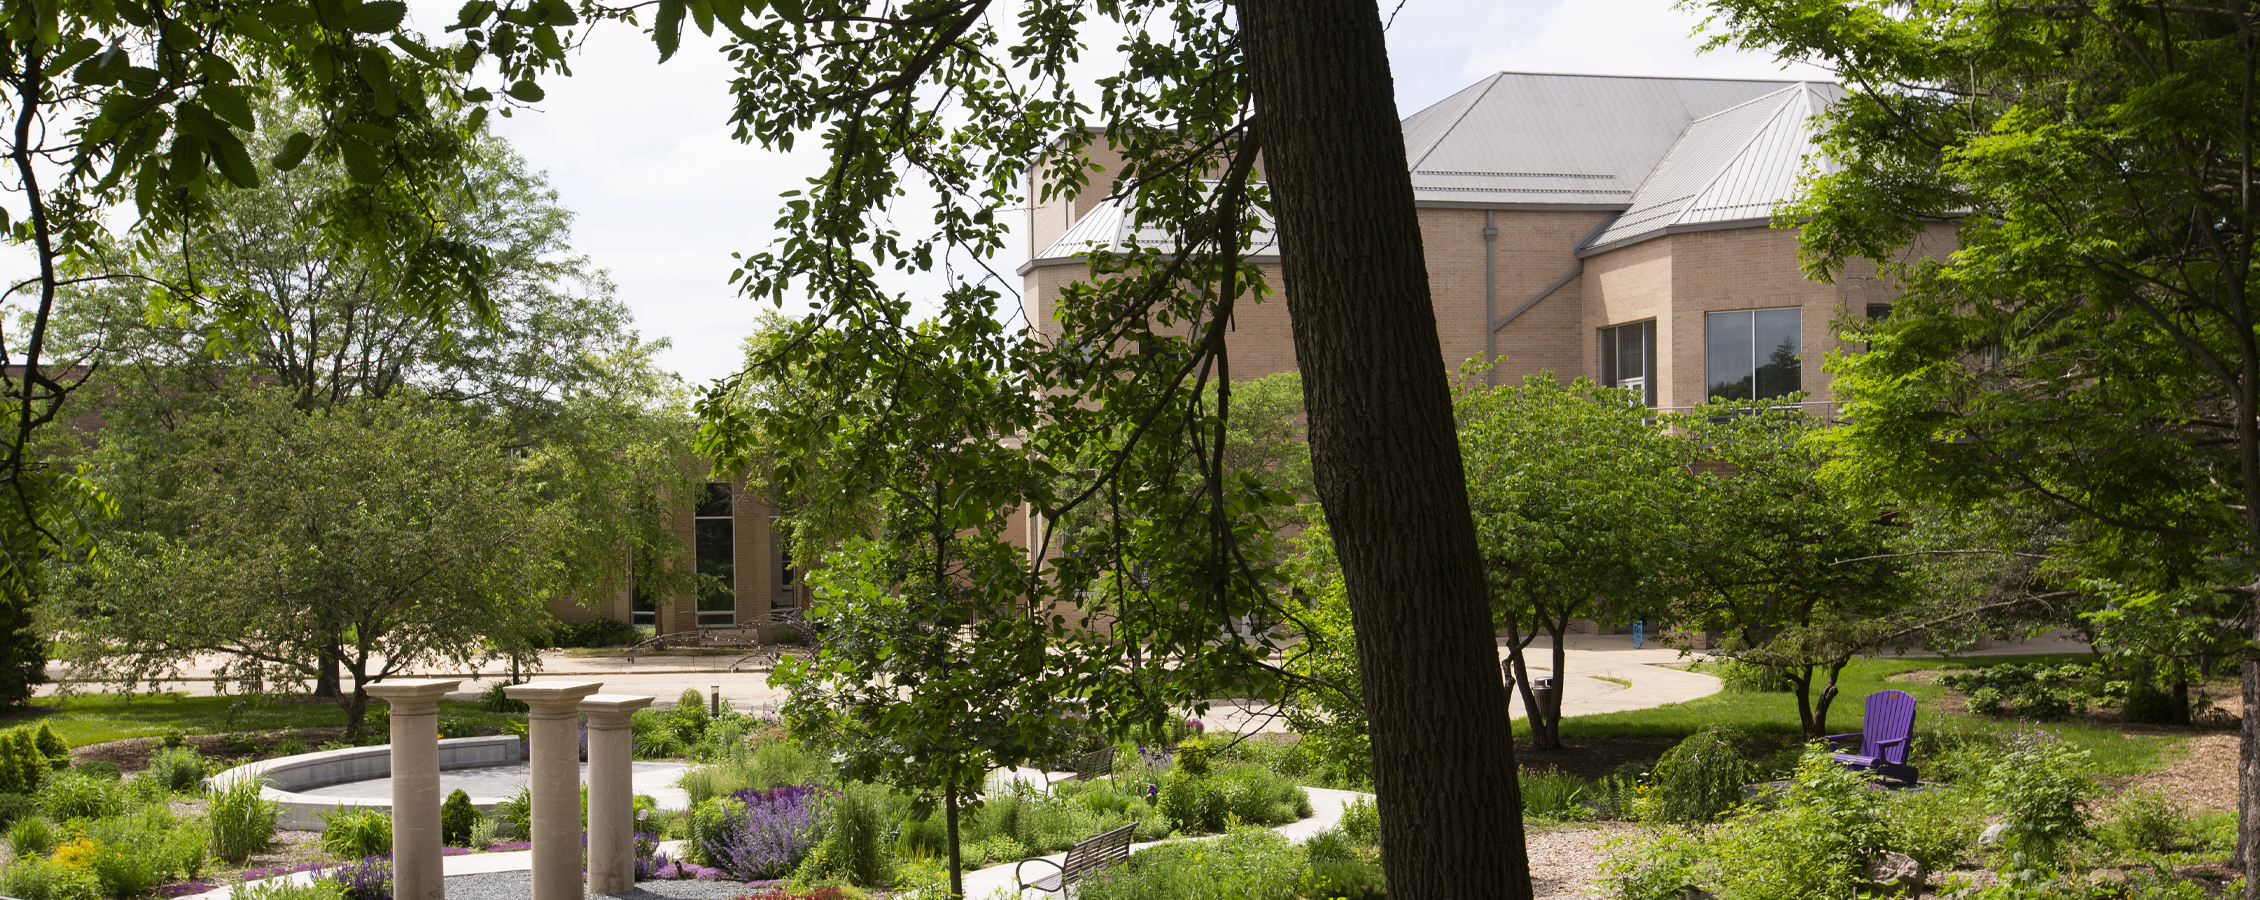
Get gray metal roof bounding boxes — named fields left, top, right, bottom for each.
left=1582, top=82, right=1842, bottom=253
left=1028, top=192, right=1277, bottom=268
left=1026, top=72, right=1836, bottom=268
left=1403, top=72, right=1808, bottom=207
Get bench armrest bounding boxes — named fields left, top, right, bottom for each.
left=1015, top=857, right=1065, bottom=893
left=1872, top=735, right=1910, bottom=751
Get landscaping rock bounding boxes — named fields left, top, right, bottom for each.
left=1865, top=851, right=1924, bottom=888
left=1980, top=822, right=2011, bottom=845
left=2089, top=869, right=2128, bottom=887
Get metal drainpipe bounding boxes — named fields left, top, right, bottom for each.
left=1483, top=210, right=1499, bottom=386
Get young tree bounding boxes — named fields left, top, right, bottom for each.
left=1670, top=402, right=1910, bottom=738
left=445, top=1, right=1530, bottom=890
left=56, top=384, right=559, bottom=735
left=44, top=103, right=704, bottom=692
left=1694, top=0, right=2260, bottom=880
left=1457, top=372, right=1691, bottom=749
left=0, top=0, right=493, bottom=708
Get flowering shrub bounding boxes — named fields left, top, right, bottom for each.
left=687, top=786, right=826, bottom=881
left=325, top=856, right=392, bottom=900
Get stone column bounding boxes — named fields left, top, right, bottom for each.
left=504, top=680, right=604, bottom=900
left=365, top=679, right=460, bottom=900
left=580, top=694, right=655, bottom=894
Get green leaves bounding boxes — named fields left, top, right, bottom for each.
left=654, top=0, right=686, bottom=62
left=350, top=1, right=409, bottom=34
left=270, top=132, right=315, bottom=171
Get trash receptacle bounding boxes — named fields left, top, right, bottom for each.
left=1531, top=675, right=1559, bottom=715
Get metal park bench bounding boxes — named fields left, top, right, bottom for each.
left=1050, top=746, right=1116, bottom=785
left=1014, top=823, right=1135, bottom=894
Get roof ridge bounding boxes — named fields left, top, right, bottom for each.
left=1408, top=74, right=1503, bottom=172
left=1684, top=81, right=1811, bottom=126
left=1666, top=91, right=1804, bottom=231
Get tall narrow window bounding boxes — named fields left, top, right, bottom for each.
left=1598, top=320, right=1657, bottom=407
left=694, top=483, right=735, bottom=627
left=1705, top=308, right=1802, bottom=401
left=771, top=516, right=798, bottom=611
left=629, top=547, right=657, bottom=627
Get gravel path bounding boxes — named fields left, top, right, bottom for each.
left=445, top=872, right=774, bottom=900
left=1528, top=821, right=1639, bottom=900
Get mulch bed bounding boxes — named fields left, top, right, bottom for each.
left=69, top=728, right=347, bottom=773
left=1516, top=736, right=1685, bottom=780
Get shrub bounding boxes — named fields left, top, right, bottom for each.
left=1940, top=664, right=2093, bottom=721
left=145, top=747, right=207, bottom=793
left=688, top=786, right=824, bottom=880
left=1078, top=827, right=1309, bottom=900
left=492, top=787, right=531, bottom=840
left=274, top=737, right=313, bottom=757
left=467, top=816, right=505, bottom=850
left=9, top=814, right=57, bottom=857
left=1520, top=769, right=1589, bottom=820
left=235, top=879, right=350, bottom=900
left=1715, top=660, right=1791, bottom=693
left=319, top=808, right=394, bottom=860
left=0, top=857, right=103, bottom=900
left=32, top=724, right=67, bottom=769
left=78, top=805, right=209, bottom=897
left=327, top=855, right=393, bottom=900
left=1878, top=786, right=1983, bottom=873
left=1981, top=729, right=2093, bottom=864
left=551, top=617, right=641, bottom=648
left=0, top=729, right=47, bottom=794
left=1337, top=795, right=1378, bottom=846
left=210, top=775, right=280, bottom=864
left=479, top=681, right=528, bottom=714
left=0, top=792, right=34, bottom=829
left=2103, top=787, right=2185, bottom=853
left=1646, top=726, right=1758, bottom=824
left=36, top=769, right=125, bottom=821
left=1173, top=739, right=1210, bottom=776
left=440, top=789, right=478, bottom=847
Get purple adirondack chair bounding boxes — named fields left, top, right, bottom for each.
left=1827, top=689, right=1919, bottom=787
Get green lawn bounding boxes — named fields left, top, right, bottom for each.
left=1541, top=654, right=2185, bottom=777
left=0, top=693, right=524, bottom=747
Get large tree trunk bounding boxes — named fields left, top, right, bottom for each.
left=1236, top=3, right=1532, bottom=898
left=2240, top=648, right=2258, bottom=885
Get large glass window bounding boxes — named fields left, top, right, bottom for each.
left=1705, top=308, right=1802, bottom=401
left=1598, top=320, right=1657, bottom=407
left=694, top=483, right=735, bottom=627
left=629, top=547, right=657, bottom=627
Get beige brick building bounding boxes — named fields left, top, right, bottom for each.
left=1020, top=72, right=1952, bottom=411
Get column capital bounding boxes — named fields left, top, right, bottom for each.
left=504, top=680, right=604, bottom=719
left=579, top=694, right=654, bottom=728
left=366, top=679, right=461, bottom=714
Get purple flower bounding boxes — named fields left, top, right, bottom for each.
left=698, top=786, right=826, bottom=880
left=1185, top=718, right=1204, bottom=734
left=325, top=856, right=393, bottom=900
left=155, top=884, right=214, bottom=897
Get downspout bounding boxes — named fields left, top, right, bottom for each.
left=1483, top=211, right=1499, bottom=386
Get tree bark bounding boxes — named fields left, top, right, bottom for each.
left=944, top=779, right=964, bottom=900
left=2240, top=648, right=2258, bottom=888
left=1236, top=3, right=1532, bottom=898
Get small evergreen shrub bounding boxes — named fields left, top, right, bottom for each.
left=1645, top=726, right=1758, bottom=824
left=440, top=789, right=478, bottom=847
left=0, top=728, right=47, bottom=794
left=32, top=724, right=67, bottom=769
left=210, top=775, right=280, bottom=864
left=320, top=808, right=395, bottom=859
left=145, top=746, right=208, bottom=793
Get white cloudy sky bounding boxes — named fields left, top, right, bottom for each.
left=17, top=1, right=1833, bottom=387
